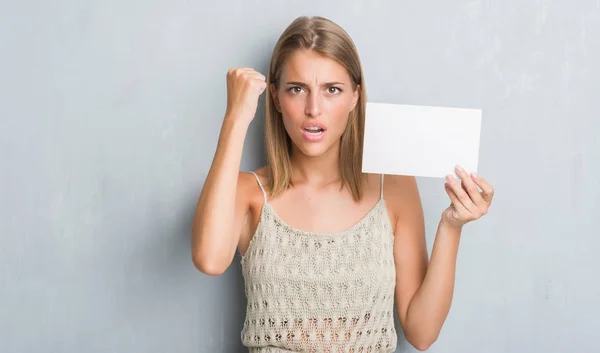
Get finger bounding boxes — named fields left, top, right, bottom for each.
left=240, top=67, right=264, bottom=78
left=456, top=166, right=486, bottom=208
left=232, top=67, right=254, bottom=75
left=446, top=174, right=476, bottom=213
left=445, top=182, right=468, bottom=214
left=460, top=180, right=489, bottom=216
left=234, top=68, right=265, bottom=81
left=250, top=72, right=267, bottom=82
left=255, top=79, right=267, bottom=94
left=470, top=172, right=494, bottom=205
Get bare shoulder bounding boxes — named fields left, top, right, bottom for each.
left=251, top=166, right=269, bottom=180
left=236, top=167, right=268, bottom=256
left=237, top=166, right=268, bottom=206
left=382, top=174, right=419, bottom=198
left=382, top=174, right=424, bottom=224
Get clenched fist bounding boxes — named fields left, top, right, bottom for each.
left=224, top=68, right=268, bottom=125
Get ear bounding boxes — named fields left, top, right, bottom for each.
left=351, top=84, right=360, bottom=111
left=269, top=83, right=281, bottom=112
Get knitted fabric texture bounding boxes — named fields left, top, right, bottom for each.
left=241, top=173, right=398, bottom=352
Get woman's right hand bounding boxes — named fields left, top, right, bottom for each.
left=224, top=68, right=268, bottom=125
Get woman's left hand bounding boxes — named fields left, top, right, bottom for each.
left=442, top=165, right=494, bottom=229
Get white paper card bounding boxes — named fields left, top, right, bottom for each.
left=362, top=102, right=482, bottom=178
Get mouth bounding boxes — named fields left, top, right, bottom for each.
left=303, top=126, right=325, bottom=135
left=301, top=123, right=326, bottom=141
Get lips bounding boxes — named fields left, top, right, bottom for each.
left=301, top=122, right=326, bottom=142
left=303, top=126, right=324, bottom=133
left=302, top=122, right=326, bottom=132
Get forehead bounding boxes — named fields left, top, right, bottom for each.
left=280, top=49, right=351, bottom=83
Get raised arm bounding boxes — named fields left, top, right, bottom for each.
left=191, top=68, right=267, bottom=275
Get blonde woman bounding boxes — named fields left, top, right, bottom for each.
left=192, top=16, right=494, bottom=353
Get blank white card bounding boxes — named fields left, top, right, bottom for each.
left=362, top=102, right=482, bottom=179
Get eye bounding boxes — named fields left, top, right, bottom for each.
left=327, top=86, right=342, bottom=94
left=287, top=86, right=303, bottom=94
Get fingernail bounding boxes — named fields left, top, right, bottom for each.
left=446, top=174, right=454, bottom=182
left=471, top=172, right=478, bottom=179
left=455, top=165, right=464, bottom=173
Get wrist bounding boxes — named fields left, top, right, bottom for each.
left=222, top=114, right=251, bottom=133
left=439, top=217, right=463, bottom=235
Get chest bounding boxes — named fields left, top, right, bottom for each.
left=243, top=202, right=396, bottom=285
left=267, top=189, right=383, bottom=234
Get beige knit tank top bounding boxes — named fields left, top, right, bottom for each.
left=240, top=172, right=397, bottom=353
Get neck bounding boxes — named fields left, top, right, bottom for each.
left=289, top=142, right=341, bottom=185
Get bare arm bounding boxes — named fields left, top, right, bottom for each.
left=395, top=202, right=460, bottom=350
left=403, top=219, right=462, bottom=348
left=390, top=168, right=494, bottom=351
left=191, top=68, right=267, bottom=275
left=387, top=175, right=432, bottom=350
left=191, top=119, right=250, bottom=275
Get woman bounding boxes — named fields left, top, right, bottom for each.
left=192, top=16, right=494, bottom=352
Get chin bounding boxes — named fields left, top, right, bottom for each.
left=291, top=138, right=336, bottom=158
left=300, top=145, right=329, bottom=157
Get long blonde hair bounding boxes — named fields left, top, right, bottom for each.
left=264, top=16, right=367, bottom=201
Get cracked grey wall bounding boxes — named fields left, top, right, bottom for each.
left=1, top=1, right=598, bottom=352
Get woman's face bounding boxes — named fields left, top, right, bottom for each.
left=270, top=49, right=359, bottom=158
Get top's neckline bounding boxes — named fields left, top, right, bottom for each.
left=261, top=198, right=386, bottom=237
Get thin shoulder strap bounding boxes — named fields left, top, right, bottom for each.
left=249, top=171, right=267, bottom=204
left=380, top=173, right=385, bottom=200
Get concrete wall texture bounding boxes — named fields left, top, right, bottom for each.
left=1, top=1, right=599, bottom=352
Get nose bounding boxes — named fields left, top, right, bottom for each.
left=304, top=91, right=322, bottom=117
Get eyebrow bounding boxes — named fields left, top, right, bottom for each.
left=285, top=81, right=346, bottom=86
